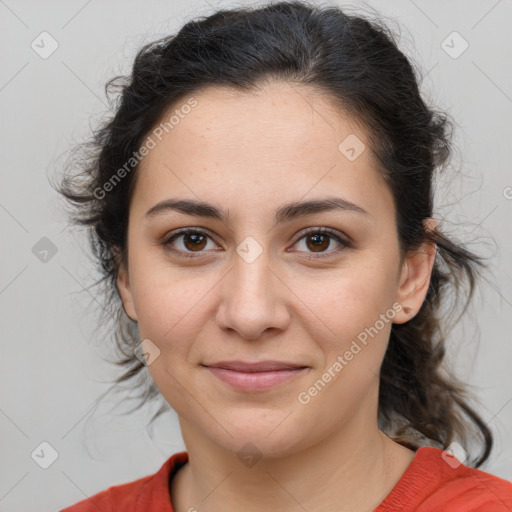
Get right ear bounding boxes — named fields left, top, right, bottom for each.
left=114, top=247, right=138, bottom=322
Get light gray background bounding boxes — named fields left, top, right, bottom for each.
left=1, top=0, right=511, bottom=510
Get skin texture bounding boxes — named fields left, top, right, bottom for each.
left=117, top=82, right=437, bottom=512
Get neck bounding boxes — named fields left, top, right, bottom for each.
left=171, top=413, right=416, bottom=512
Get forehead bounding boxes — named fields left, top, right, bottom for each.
left=131, top=82, right=393, bottom=224
left=155, top=82, right=363, bottom=157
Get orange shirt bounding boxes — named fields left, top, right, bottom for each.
left=60, top=446, right=512, bottom=511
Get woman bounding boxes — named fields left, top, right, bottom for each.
left=57, top=1, right=512, bottom=510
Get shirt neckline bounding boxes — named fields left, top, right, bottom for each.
left=374, top=446, right=443, bottom=510
left=166, top=446, right=440, bottom=511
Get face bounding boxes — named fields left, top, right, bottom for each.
left=117, top=82, right=433, bottom=458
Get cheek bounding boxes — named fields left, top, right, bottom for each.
left=316, top=264, right=397, bottom=338
left=129, top=259, right=218, bottom=361
left=299, top=272, right=396, bottom=411
left=307, top=281, right=396, bottom=407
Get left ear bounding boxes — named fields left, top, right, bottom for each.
left=393, top=218, right=437, bottom=324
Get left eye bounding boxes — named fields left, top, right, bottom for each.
left=163, top=228, right=349, bottom=259
left=292, top=229, right=348, bottom=257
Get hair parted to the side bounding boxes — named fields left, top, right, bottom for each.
left=53, top=0, right=493, bottom=467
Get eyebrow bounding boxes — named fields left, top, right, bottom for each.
left=144, top=196, right=369, bottom=225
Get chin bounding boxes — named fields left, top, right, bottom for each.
left=207, top=413, right=314, bottom=461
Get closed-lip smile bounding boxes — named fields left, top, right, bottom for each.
left=204, top=360, right=308, bottom=372
left=202, top=360, right=309, bottom=391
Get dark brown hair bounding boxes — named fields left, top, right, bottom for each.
left=53, top=0, right=493, bottom=467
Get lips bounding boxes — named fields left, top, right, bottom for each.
left=202, top=360, right=309, bottom=391
left=203, top=360, right=308, bottom=372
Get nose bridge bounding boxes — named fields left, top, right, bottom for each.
left=230, top=235, right=273, bottom=301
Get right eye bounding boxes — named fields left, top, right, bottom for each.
left=163, top=228, right=220, bottom=258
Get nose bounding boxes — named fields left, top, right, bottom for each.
left=215, top=247, right=291, bottom=340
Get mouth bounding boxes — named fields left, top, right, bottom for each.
left=201, top=360, right=310, bottom=392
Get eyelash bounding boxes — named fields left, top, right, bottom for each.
left=162, top=227, right=351, bottom=260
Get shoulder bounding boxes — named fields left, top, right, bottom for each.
left=434, top=456, right=512, bottom=510
left=59, top=451, right=188, bottom=512
left=377, top=446, right=512, bottom=511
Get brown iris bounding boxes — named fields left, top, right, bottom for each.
left=306, top=233, right=330, bottom=252
left=183, top=232, right=208, bottom=251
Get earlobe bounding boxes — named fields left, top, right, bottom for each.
left=116, top=260, right=138, bottom=323
left=393, top=221, right=437, bottom=324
